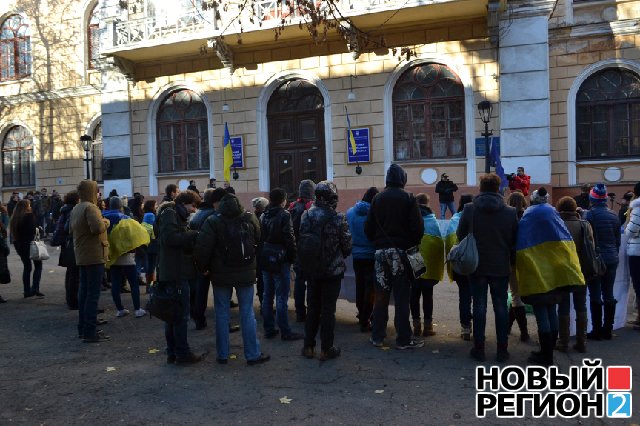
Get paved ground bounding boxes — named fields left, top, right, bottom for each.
left=1, top=248, right=639, bottom=425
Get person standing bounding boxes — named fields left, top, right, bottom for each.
left=457, top=173, right=518, bottom=362
left=574, top=184, right=591, bottom=211
left=585, top=183, right=621, bottom=340
left=162, top=184, right=178, bottom=203
left=52, top=191, right=80, bottom=310
left=0, top=220, right=10, bottom=303
left=435, top=173, right=458, bottom=219
left=10, top=200, right=44, bottom=298
left=365, top=164, right=424, bottom=350
left=70, top=180, right=110, bottom=342
left=156, top=190, right=202, bottom=364
left=507, top=166, right=531, bottom=196
left=625, top=182, right=640, bottom=329
left=252, top=196, right=269, bottom=307
left=346, top=187, right=378, bottom=332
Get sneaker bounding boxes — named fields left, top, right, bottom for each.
left=135, top=308, right=147, bottom=318
left=396, top=339, right=424, bottom=350
left=116, top=309, right=130, bottom=318
left=247, top=353, right=271, bottom=366
left=369, top=337, right=384, bottom=347
left=33, top=291, right=45, bottom=298
left=461, top=326, right=471, bottom=341
left=301, top=346, right=315, bottom=359
left=281, top=332, right=304, bottom=342
left=320, top=346, right=341, bottom=361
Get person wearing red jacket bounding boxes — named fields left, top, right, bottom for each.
left=508, top=167, right=531, bottom=196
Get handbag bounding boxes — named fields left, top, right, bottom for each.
left=260, top=242, right=287, bottom=273
left=58, top=235, right=76, bottom=268
left=146, top=282, right=184, bottom=324
left=579, top=220, right=606, bottom=281
left=446, top=206, right=479, bottom=275
left=29, top=229, right=50, bottom=261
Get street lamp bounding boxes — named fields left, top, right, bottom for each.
left=477, top=100, right=493, bottom=174
left=80, top=134, right=93, bottom=180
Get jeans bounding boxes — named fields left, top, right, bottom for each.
left=353, top=258, right=375, bottom=326
left=456, top=278, right=472, bottom=327
left=213, top=285, right=261, bottom=361
left=439, top=201, right=456, bottom=219
left=78, top=264, right=104, bottom=338
left=558, top=287, right=587, bottom=316
left=304, top=276, right=341, bottom=351
left=262, top=262, right=292, bottom=336
left=469, top=275, right=509, bottom=345
left=630, top=256, right=640, bottom=306
left=192, top=274, right=211, bottom=326
left=145, top=253, right=157, bottom=277
left=410, top=278, right=437, bottom=323
left=293, top=263, right=308, bottom=317
left=371, top=272, right=413, bottom=346
left=532, top=303, right=559, bottom=334
left=65, top=266, right=79, bottom=309
left=110, top=264, right=141, bottom=311
left=588, top=261, right=618, bottom=304
left=164, top=280, right=191, bottom=358
left=16, top=245, right=42, bottom=295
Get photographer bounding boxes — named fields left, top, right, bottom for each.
left=507, top=167, right=531, bottom=196
left=435, top=173, right=458, bottom=219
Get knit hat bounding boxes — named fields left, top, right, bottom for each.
left=251, top=197, right=269, bottom=211
left=315, top=181, right=339, bottom=209
left=143, top=212, right=155, bottom=225
left=530, top=187, right=549, bottom=205
left=298, top=180, right=316, bottom=200
left=589, top=183, right=608, bottom=203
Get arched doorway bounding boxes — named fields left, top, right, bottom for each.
left=267, top=79, right=326, bottom=196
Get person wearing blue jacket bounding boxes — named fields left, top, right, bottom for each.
left=346, top=187, right=378, bottom=332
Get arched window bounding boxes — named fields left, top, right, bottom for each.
left=576, top=68, right=640, bottom=159
left=2, top=126, right=35, bottom=187
left=87, top=5, right=100, bottom=69
left=157, top=89, right=209, bottom=173
left=92, top=122, right=103, bottom=183
left=0, top=14, right=31, bottom=82
left=392, top=63, right=465, bottom=160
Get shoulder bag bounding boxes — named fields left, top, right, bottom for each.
left=30, top=229, right=50, bottom=261
left=446, top=206, right=479, bottom=275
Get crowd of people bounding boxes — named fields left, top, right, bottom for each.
left=1, top=166, right=639, bottom=369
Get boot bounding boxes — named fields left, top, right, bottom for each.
left=514, top=306, right=530, bottom=342
left=528, top=332, right=554, bottom=366
left=496, top=342, right=509, bottom=362
left=470, top=341, right=485, bottom=362
left=422, top=322, right=436, bottom=337
left=460, top=324, right=471, bottom=341
left=574, top=312, right=587, bottom=353
left=602, top=301, right=617, bottom=340
left=587, top=302, right=603, bottom=340
left=412, top=320, right=422, bottom=337
left=555, top=315, right=570, bottom=352
left=508, top=306, right=516, bottom=335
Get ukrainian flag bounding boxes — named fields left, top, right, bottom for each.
left=444, top=212, right=462, bottom=281
left=516, top=204, right=585, bottom=297
left=419, top=212, right=445, bottom=281
left=223, top=122, right=232, bottom=182
left=346, top=107, right=357, bottom=156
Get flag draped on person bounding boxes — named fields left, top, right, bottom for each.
left=515, top=203, right=585, bottom=297
left=223, top=122, right=232, bottom=182
left=345, top=106, right=357, bottom=156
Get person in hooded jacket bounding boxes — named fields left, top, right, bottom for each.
left=346, top=186, right=378, bottom=332
left=585, top=183, right=621, bottom=340
left=156, top=190, right=202, bottom=364
left=365, top=164, right=424, bottom=350
left=457, top=173, right=518, bottom=362
left=506, top=191, right=530, bottom=342
left=300, top=181, right=352, bottom=361
left=53, top=191, right=80, bottom=309
left=260, top=188, right=302, bottom=341
left=194, top=193, right=270, bottom=365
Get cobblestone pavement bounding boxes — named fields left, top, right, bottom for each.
left=0, top=249, right=639, bottom=425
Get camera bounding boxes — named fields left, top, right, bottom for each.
left=506, top=173, right=515, bottom=181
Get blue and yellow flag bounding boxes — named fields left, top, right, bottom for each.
left=516, top=204, right=585, bottom=297
left=345, top=107, right=357, bottom=156
left=223, top=122, right=232, bottom=182
left=444, top=211, right=462, bottom=281
left=419, top=212, right=445, bottom=281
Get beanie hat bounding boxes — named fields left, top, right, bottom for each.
left=143, top=212, right=155, bottom=225
left=251, top=197, right=269, bottom=211
left=530, top=187, right=549, bottom=204
left=298, top=180, right=316, bottom=200
left=589, top=183, right=608, bottom=203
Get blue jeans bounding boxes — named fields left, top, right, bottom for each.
left=78, top=264, right=104, bottom=338
left=588, top=262, right=618, bottom=304
left=110, top=264, right=141, bottom=311
left=213, top=285, right=261, bottom=361
left=455, top=278, right=472, bottom=327
left=533, top=303, right=558, bottom=334
left=293, top=263, right=308, bottom=317
left=469, top=275, right=509, bottom=345
left=558, top=287, right=587, bottom=315
left=164, top=280, right=191, bottom=358
left=439, top=201, right=456, bottom=219
left=371, top=272, right=413, bottom=346
left=16, top=244, right=42, bottom=295
left=262, top=263, right=292, bottom=336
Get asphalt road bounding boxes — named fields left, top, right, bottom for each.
left=0, top=248, right=639, bottom=425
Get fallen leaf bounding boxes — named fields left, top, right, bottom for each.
left=106, top=367, right=116, bottom=372
left=148, top=349, right=160, bottom=354
left=229, top=354, right=237, bottom=359
left=432, top=350, right=440, bottom=354
left=279, top=396, right=292, bottom=404
left=381, top=346, right=391, bottom=351
left=375, top=390, right=384, bottom=394
left=24, top=408, right=32, bottom=411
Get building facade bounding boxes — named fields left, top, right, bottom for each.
left=0, top=0, right=638, bottom=205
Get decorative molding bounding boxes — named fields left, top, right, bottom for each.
left=0, top=85, right=101, bottom=106
left=112, top=56, right=136, bottom=80
left=570, top=19, right=639, bottom=38
left=208, top=37, right=234, bottom=74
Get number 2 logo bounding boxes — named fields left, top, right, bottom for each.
left=607, top=393, right=632, bottom=418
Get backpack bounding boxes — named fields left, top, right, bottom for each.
left=297, top=211, right=335, bottom=278
left=221, top=214, right=257, bottom=267
left=578, top=220, right=606, bottom=281
left=446, top=206, right=479, bottom=275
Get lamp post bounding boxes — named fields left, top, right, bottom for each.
left=478, top=100, right=493, bottom=174
left=80, top=134, right=92, bottom=180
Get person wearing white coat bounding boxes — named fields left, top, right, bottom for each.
left=624, top=182, right=640, bottom=328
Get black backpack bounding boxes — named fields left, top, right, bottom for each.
left=221, top=214, right=257, bottom=267
left=297, top=212, right=335, bottom=278
left=578, top=220, right=606, bottom=281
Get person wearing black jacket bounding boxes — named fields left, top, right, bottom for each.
left=435, top=173, right=458, bottom=219
left=260, top=188, right=302, bottom=341
left=9, top=200, right=44, bottom=298
left=365, top=164, right=424, bottom=349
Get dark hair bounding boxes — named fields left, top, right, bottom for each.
left=143, top=199, right=157, bottom=214
left=362, top=187, right=379, bottom=204
left=507, top=191, right=528, bottom=218
left=269, top=188, right=287, bottom=206
left=415, top=193, right=430, bottom=206
left=634, top=182, right=640, bottom=197
left=202, top=188, right=216, bottom=206
left=225, top=186, right=236, bottom=195
left=556, top=196, right=577, bottom=213
left=165, top=184, right=178, bottom=197
left=211, top=188, right=227, bottom=204
left=479, top=173, right=501, bottom=193
left=9, top=200, right=31, bottom=240
left=175, top=189, right=201, bottom=206
left=63, top=191, right=80, bottom=206
left=457, top=194, right=474, bottom=212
